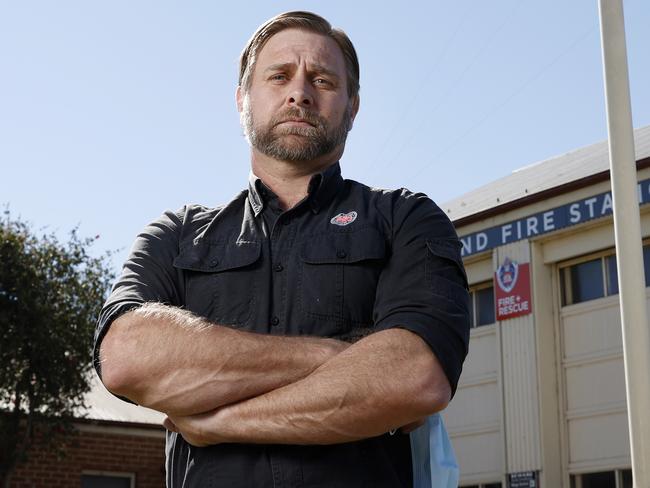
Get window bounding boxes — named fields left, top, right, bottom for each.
left=561, top=244, right=650, bottom=306
left=565, top=258, right=606, bottom=304
left=581, top=471, right=615, bottom=488
left=560, top=255, right=613, bottom=305
left=621, top=469, right=633, bottom=488
left=611, top=245, right=650, bottom=290
left=606, top=254, right=619, bottom=295
left=570, top=469, right=632, bottom=488
left=460, top=483, right=502, bottom=488
left=469, top=283, right=495, bottom=327
left=81, top=473, right=134, bottom=488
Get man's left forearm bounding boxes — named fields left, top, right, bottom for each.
left=166, top=328, right=451, bottom=446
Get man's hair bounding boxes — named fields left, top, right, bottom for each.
left=239, top=11, right=360, bottom=99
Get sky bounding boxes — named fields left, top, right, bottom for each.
left=1, top=1, right=649, bottom=272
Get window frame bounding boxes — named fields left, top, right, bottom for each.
left=469, top=281, right=496, bottom=328
left=460, top=482, right=503, bottom=488
left=81, top=471, right=136, bottom=488
left=559, top=248, right=617, bottom=306
left=570, top=468, right=632, bottom=488
left=559, top=240, right=650, bottom=307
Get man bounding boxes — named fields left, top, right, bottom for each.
left=94, top=11, right=469, bottom=487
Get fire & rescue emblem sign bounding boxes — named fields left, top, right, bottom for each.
left=494, top=257, right=532, bottom=321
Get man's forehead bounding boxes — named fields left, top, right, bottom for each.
left=255, top=28, right=346, bottom=72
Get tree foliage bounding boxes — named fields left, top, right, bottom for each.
left=0, top=211, right=115, bottom=485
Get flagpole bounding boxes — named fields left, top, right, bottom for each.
left=598, top=1, right=650, bottom=486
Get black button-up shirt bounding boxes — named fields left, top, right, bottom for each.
left=94, top=162, right=470, bottom=488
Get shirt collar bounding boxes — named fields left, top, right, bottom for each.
left=248, top=162, right=344, bottom=217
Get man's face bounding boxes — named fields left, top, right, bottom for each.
left=238, top=28, right=358, bottom=163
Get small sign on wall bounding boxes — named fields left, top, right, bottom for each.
left=494, top=257, right=532, bottom=321
left=508, top=470, right=538, bottom=488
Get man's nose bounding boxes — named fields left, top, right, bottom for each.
left=286, top=78, right=314, bottom=108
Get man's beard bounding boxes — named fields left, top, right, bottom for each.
left=242, top=100, right=352, bottom=162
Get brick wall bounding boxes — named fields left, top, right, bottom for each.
left=8, top=423, right=166, bottom=488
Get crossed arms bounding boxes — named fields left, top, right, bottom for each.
left=99, top=302, right=451, bottom=447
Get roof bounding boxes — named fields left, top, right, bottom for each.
left=443, top=125, right=650, bottom=225
left=1, top=374, right=164, bottom=427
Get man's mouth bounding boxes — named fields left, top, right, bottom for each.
left=279, top=118, right=314, bottom=127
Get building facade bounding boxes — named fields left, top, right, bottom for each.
left=7, top=375, right=165, bottom=488
left=442, top=126, right=650, bottom=488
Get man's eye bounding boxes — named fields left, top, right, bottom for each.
left=270, top=74, right=287, bottom=81
left=314, top=78, right=331, bottom=86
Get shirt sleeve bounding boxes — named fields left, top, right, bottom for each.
left=373, top=190, right=470, bottom=396
left=92, top=208, right=186, bottom=380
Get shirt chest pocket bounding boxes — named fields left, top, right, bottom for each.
left=298, top=228, right=386, bottom=337
left=173, top=240, right=261, bottom=327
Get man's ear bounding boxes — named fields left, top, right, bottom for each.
left=236, top=85, right=244, bottom=113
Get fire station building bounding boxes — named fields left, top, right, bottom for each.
left=442, top=125, right=650, bottom=488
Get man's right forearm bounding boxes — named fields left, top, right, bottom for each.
left=99, top=303, right=348, bottom=416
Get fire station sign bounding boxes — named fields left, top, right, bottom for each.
left=495, top=257, right=532, bottom=321
left=460, top=176, right=650, bottom=257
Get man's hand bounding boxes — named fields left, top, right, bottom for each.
left=163, top=412, right=225, bottom=447
left=399, top=418, right=426, bottom=434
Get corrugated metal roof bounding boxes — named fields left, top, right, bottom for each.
left=0, top=374, right=164, bottom=426
left=443, top=125, right=650, bottom=223
left=77, top=373, right=164, bottom=425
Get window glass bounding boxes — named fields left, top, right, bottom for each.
left=606, top=254, right=619, bottom=295
left=621, top=469, right=633, bottom=488
left=644, top=245, right=650, bottom=287
left=484, top=483, right=502, bottom=488
left=569, top=258, right=604, bottom=303
left=560, top=266, right=569, bottom=306
left=81, top=475, right=131, bottom=488
left=469, top=291, right=475, bottom=328
left=476, top=286, right=495, bottom=325
left=581, top=470, right=615, bottom=488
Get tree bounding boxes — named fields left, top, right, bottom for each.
left=0, top=211, right=115, bottom=487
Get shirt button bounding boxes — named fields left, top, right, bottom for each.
left=270, top=316, right=280, bottom=327
left=336, top=250, right=347, bottom=259
left=274, top=264, right=284, bottom=272
left=210, top=259, right=219, bottom=267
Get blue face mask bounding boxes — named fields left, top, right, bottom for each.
left=410, top=414, right=460, bottom=488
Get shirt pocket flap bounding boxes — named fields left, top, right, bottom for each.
left=425, top=238, right=468, bottom=289
left=173, top=241, right=261, bottom=272
left=301, top=228, right=386, bottom=264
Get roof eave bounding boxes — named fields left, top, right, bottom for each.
left=452, top=155, right=650, bottom=228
